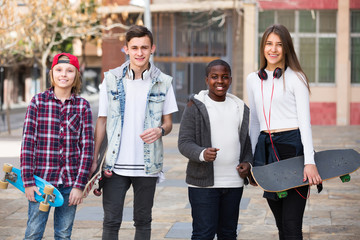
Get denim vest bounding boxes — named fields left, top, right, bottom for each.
left=104, top=62, right=172, bottom=174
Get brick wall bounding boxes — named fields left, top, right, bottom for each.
left=101, top=38, right=127, bottom=82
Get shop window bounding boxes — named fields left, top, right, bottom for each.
left=153, top=13, right=172, bottom=56
left=172, top=11, right=227, bottom=57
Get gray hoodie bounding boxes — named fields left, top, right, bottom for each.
left=178, top=90, right=253, bottom=187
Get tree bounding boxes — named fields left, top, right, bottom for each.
left=0, top=0, right=130, bottom=91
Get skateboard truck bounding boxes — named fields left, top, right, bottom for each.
left=93, top=170, right=112, bottom=196
left=0, top=164, right=16, bottom=189
left=340, top=174, right=350, bottom=183
left=276, top=191, right=288, bottom=199
left=39, top=185, right=55, bottom=212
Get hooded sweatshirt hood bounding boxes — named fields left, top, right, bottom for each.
left=108, top=60, right=162, bottom=81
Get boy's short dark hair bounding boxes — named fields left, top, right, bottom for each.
left=205, top=59, right=232, bottom=76
left=126, top=25, right=154, bottom=46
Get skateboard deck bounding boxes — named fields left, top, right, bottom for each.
left=83, top=136, right=108, bottom=198
left=0, top=163, right=64, bottom=211
left=251, top=149, right=360, bottom=192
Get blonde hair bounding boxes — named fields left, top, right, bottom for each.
left=49, top=55, right=82, bottom=94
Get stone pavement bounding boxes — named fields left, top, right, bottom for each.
left=0, top=124, right=359, bottom=240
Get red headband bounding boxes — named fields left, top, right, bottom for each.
left=51, top=53, right=80, bottom=71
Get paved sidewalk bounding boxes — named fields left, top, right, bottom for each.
left=0, top=125, right=359, bottom=240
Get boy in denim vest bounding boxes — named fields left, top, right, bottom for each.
left=91, top=25, right=178, bottom=240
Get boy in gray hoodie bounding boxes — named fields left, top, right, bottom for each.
left=178, top=59, right=253, bottom=240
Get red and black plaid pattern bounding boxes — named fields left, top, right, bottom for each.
left=20, top=88, right=94, bottom=190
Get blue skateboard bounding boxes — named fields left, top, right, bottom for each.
left=0, top=163, right=64, bottom=211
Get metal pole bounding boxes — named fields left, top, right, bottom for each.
left=144, top=0, right=152, bottom=31
left=33, top=62, right=38, bottom=94
left=0, top=66, right=3, bottom=112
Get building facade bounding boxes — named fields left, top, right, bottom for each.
left=255, top=0, right=360, bottom=126
left=99, top=0, right=360, bottom=125
left=4, top=0, right=357, bottom=125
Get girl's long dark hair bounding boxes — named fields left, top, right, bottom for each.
left=260, top=24, right=310, bottom=92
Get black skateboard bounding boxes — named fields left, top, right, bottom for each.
left=251, top=149, right=360, bottom=195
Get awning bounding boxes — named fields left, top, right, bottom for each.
left=97, top=1, right=244, bottom=14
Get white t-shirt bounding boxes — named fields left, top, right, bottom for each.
left=98, top=75, right=178, bottom=177
left=204, top=95, right=243, bottom=188
left=246, top=67, right=315, bottom=165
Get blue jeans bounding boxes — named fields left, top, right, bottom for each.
left=102, top=174, right=158, bottom=240
left=188, top=187, right=244, bottom=240
left=24, top=186, right=77, bottom=240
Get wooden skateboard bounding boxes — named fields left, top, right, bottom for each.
left=0, top=163, right=64, bottom=211
left=251, top=149, right=360, bottom=196
left=83, top=136, right=111, bottom=198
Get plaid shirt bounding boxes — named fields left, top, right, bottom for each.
left=20, top=88, right=94, bottom=190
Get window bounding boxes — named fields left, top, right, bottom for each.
left=300, top=38, right=316, bottom=82
left=318, top=38, right=335, bottom=83
left=151, top=11, right=232, bottom=122
left=299, top=11, right=316, bottom=33
left=278, top=11, right=295, bottom=32
left=351, top=10, right=360, bottom=84
left=152, top=13, right=173, bottom=56
left=259, top=11, right=274, bottom=32
left=258, top=10, right=337, bottom=84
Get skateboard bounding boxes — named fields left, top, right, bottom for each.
left=83, top=136, right=111, bottom=198
left=251, top=149, right=360, bottom=197
left=0, top=163, right=64, bottom=212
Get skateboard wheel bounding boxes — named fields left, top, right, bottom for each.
left=277, top=191, right=288, bottom=199
left=93, top=188, right=102, bottom=196
left=3, top=163, right=13, bottom=173
left=44, top=185, right=54, bottom=195
left=0, top=180, right=9, bottom=189
left=340, top=174, right=351, bottom=183
left=39, top=202, right=50, bottom=212
left=103, top=170, right=112, bottom=178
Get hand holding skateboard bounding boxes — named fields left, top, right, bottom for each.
left=251, top=149, right=360, bottom=194
left=0, top=163, right=64, bottom=212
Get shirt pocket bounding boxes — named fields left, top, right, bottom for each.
left=68, top=114, right=80, bottom=133
left=148, top=94, right=165, bottom=121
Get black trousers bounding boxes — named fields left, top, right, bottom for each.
left=256, top=130, right=308, bottom=240
left=267, top=185, right=308, bottom=240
